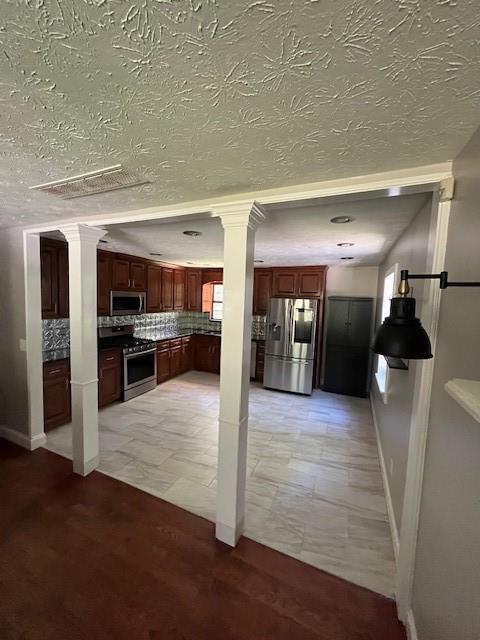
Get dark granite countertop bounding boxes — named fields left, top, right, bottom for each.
left=42, top=348, right=70, bottom=363
left=43, top=332, right=264, bottom=362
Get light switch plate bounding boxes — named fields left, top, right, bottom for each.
left=19, top=338, right=27, bottom=352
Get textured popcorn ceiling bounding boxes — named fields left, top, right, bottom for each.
left=1, top=1, right=479, bottom=229
left=97, top=192, right=430, bottom=267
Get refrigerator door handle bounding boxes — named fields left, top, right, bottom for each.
left=287, top=301, right=293, bottom=352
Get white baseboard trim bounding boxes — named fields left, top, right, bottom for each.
left=406, top=608, right=419, bottom=640
left=0, top=426, right=47, bottom=450
left=215, top=516, right=245, bottom=547
left=73, top=454, right=99, bottom=477
left=369, top=395, right=400, bottom=563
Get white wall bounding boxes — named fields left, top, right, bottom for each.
left=325, top=266, right=379, bottom=298
left=371, top=199, right=432, bottom=532
left=412, top=127, right=480, bottom=640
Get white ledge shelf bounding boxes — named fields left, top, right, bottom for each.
left=445, top=379, right=480, bottom=424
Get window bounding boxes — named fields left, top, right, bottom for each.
left=210, top=283, right=223, bottom=321
left=375, top=267, right=397, bottom=402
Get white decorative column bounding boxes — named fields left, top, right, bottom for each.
left=59, top=224, right=106, bottom=476
left=24, top=232, right=47, bottom=449
left=214, top=201, right=266, bottom=546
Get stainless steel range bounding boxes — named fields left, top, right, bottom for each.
left=98, top=325, right=157, bottom=401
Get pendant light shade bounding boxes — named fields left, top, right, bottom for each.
left=372, top=297, right=433, bottom=360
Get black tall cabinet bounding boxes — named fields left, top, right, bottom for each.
left=323, top=296, right=374, bottom=397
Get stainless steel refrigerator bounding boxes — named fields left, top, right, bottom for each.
left=264, top=298, right=318, bottom=395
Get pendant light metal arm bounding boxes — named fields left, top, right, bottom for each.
left=399, top=269, right=480, bottom=295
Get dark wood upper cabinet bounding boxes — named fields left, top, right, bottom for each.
left=40, top=238, right=69, bottom=319
left=253, top=269, right=272, bottom=315
left=57, top=244, right=69, bottom=318
left=272, top=267, right=327, bottom=299
left=173, top=269, right=185, bottom=311
left=41, top=243, right=58, bottom=319
left=185, top=269, right=202, bottom=311
left=98, top=348, right=122, bottom=407
left=272, top=269, right=297, bottom=297
left=112, top=256, right=146, bottom=292
left=147, top=264, right=162, bottom=313
left=202, top=268, right=223, bottom=285
left=112, top=258, right=131, bottom=290
left=97, top=250, right=112, bottom=316
left=130, top=261, right=146, bottom=291
left=161, top=267, right=174, bottom=311
left=297, top=268, right=325, bottom=297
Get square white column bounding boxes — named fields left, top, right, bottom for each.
left=214, top=202, right=265, bottom=546
left=24, top=232, right=47, bottom=449
left=59, top=224, right=106, bottom=476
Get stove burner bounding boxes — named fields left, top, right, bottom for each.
left=97, top=325, right=156, bottom=354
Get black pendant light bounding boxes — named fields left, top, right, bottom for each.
left=372, top=270, right=480, bottom=360
left=372, top=297, right=432, bottom=359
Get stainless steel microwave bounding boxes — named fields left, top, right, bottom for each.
left=110, top=291, right=146, bottom=316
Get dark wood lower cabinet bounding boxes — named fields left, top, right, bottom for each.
left=170, top=343, right=183, bottom=378
left=43, top=359, right=71, bottom=431
left=194, top=335, right=221, bottom=374
left=156, top=337, right=195, bottom=383
left=255, top=341, right=265, bottom=382
left=156, top=342, right=171, bottom=383
left=181, top=337, right=193, bottom=373
left=43, top=337, right=219, bottom=429
left=98, top=348, right=122, bottom=407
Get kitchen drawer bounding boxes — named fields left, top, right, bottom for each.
left=99, top=348, right=121, bottom=366
left=170, top=338, right=183, bottom=348
left=157, top=340, right=171, bottom=351
left=181, top=336, right=192, bottom=345
left=43, top=359, right=69, bottom=379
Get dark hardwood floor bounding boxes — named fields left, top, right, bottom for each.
left=0, top=440, right=406, bottom=640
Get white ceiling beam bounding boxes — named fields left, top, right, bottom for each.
left=23, top=161, right=452, bottom=234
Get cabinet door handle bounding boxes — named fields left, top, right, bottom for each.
left=65, top=379, right=69, bottom=389
left=132, top=279, right=136, bottom=288
left=105, top=356, right=115, bottom=361
left=128, top=279, right=131, bottom=288
left=48, top=368, right=62, bottom=375
left=99, top=369, right=103, bottom=379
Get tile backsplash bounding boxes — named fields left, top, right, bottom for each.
left=42, top=312, right=266, bottom=351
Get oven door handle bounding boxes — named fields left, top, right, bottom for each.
left=125, top=347, right=156, bottom=359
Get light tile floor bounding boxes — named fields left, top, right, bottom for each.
left=45, top=370, right=395, bottom=596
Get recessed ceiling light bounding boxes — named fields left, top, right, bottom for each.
left=331, top=216, right=353, bottom=224
left=183, top=230, right=202, bottom=237
left=149, top=252, right=163, bottom=257
left=337, top=242, right=354, bottom=247
left=341, top=256, right=354, bottom=260
left=254, top=259, right=264, bottom=263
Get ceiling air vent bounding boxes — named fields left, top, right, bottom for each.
left=29, top=165, right=150, bottom=200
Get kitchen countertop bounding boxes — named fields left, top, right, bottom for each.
left=42, top=348, right=70, bottom=363
left=43, top=333, right=265, bottom=362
